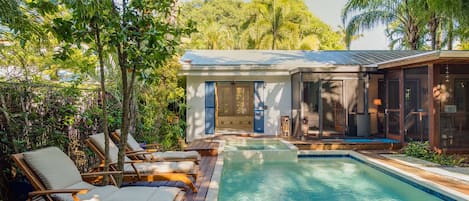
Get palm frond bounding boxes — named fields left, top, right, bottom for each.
left=344, top=10, right=395, bottom=48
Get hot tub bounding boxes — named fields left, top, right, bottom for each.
left=223, top=139, right=298, bottom=162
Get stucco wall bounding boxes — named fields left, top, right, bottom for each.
left=186, top=75, right=291, bottom=142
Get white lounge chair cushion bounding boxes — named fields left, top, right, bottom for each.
left=114, top=130, right=145, bottom=152
left=53, top=185, right=182, bottom=201
left=23, top=147, right=83, bottom=190
left=103, top=186, right=182, bottom=201
left=115, top=130, right=201, bottom=161
left=52, top=182, right=118, bottom=201
left=153, top=151, right=201, bottom=161
left=123, top=161, right=195, bottom=174
left=90, top=133, right=195, bottom=174
left=89, top=133, right=132, bottom=163
left=22, top=147, right=184, bottom=201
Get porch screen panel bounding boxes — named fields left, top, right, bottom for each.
left=254, top=81, right=265, bottom=133
left=439, top=64, right=469, bottom=149
left=303, top=82, right=320, bottom=132
left=322, top=80, right=345, bottom=134
left=404, top=67, right=429, bottom=142
left=387, top=80, right=400, bottom=135
left=292, top=73, right=301, bottom=137
left=205, top=81, right=215, bottom=134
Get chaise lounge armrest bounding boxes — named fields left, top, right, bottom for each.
left=81, top=171, right=123, bottom=177
left=125, top=150, right=148, bottom=154
left=108, top=161, right=146, bottom=178
left=141, top=143, right=160, bottom=152
left=28, top=189, right=88, bottom=201
left=81, top=171, right=123, bottom=185
left=126, top=151, right=153, bottom=157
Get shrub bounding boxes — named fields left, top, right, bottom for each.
left=404, top=141, right=465, bottom=166
left=404, top=141, right=433, bottom=159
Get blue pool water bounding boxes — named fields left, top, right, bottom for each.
left=219, top=157, right=449, bottom=201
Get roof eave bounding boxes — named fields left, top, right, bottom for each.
left=374, top=51, right=469, bottom=69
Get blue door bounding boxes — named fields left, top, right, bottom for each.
left=254, top=81, right=265, bottom=133
left=205, top=82, right=215, bottom=134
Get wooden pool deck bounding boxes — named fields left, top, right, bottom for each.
left=185, top=140, right=219, bottom=201
left=185, top=137, right=469, bottom=201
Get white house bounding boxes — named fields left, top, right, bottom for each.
left=180, top=50, right=429, bottom=142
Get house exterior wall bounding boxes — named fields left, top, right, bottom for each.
left=185, top=75, right=291, bottom=142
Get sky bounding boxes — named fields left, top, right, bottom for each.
left=305, top=0, right=388, bottom=50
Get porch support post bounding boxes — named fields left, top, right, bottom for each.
left=399, top=69, right=405, bottom=142
left=428, top=64, right=440, bottom=149
left=299, top=72, right=304, bottom=139
left=319, top=79, right=323, bottom=138
left=363, top=73, right=370, bottom=136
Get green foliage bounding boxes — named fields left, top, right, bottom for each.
left=135, top=57, right=187, bottom=151
left=0, top=81, right=107, bottom=200
left=0, top=33, right=97, bottom=82
left=181, top=0, right=345, bottom=50
left=50, top=0, right=194, bottom=185
left=404, top=141, right=465, bottom=166
left=342, top=0, right=469, bottom=50
left=404, top=141, right=433, bottom=159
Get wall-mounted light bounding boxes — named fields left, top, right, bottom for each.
left=373, top=98, right=382, bottom=106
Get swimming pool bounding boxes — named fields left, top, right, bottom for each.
left=218, top=155, right=457, bottom=201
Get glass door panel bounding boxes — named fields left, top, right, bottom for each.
left=216, top=82, right=254, bottom=131
left=303, top=82, right=320, bottom=134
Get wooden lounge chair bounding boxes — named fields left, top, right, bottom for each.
left=11, top=146, right=185, bottom=201
left=86, top=133, right=198, bottom=192
left=111, top=130, right=201, bottom=164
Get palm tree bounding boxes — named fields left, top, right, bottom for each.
left=425, top=0, right=469, bottom=50
left=342, top=0, right=427, bottom=50
left=244, top=0, right=311, bottom=50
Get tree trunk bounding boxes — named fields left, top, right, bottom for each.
left=116, top=45, right=129, bottom=186
left=429, top=14, right=439, bottom=50
left=272, top=29, right=276, bottom=50
left=408, top=22, right=420, bottom=50
left=113, top=0, right=130, bottom=186
left=0, top=94, right=18, bottom=154
left=94, top=21, right=110, bottom=185
left=447, top=20, right=454, bottom=50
